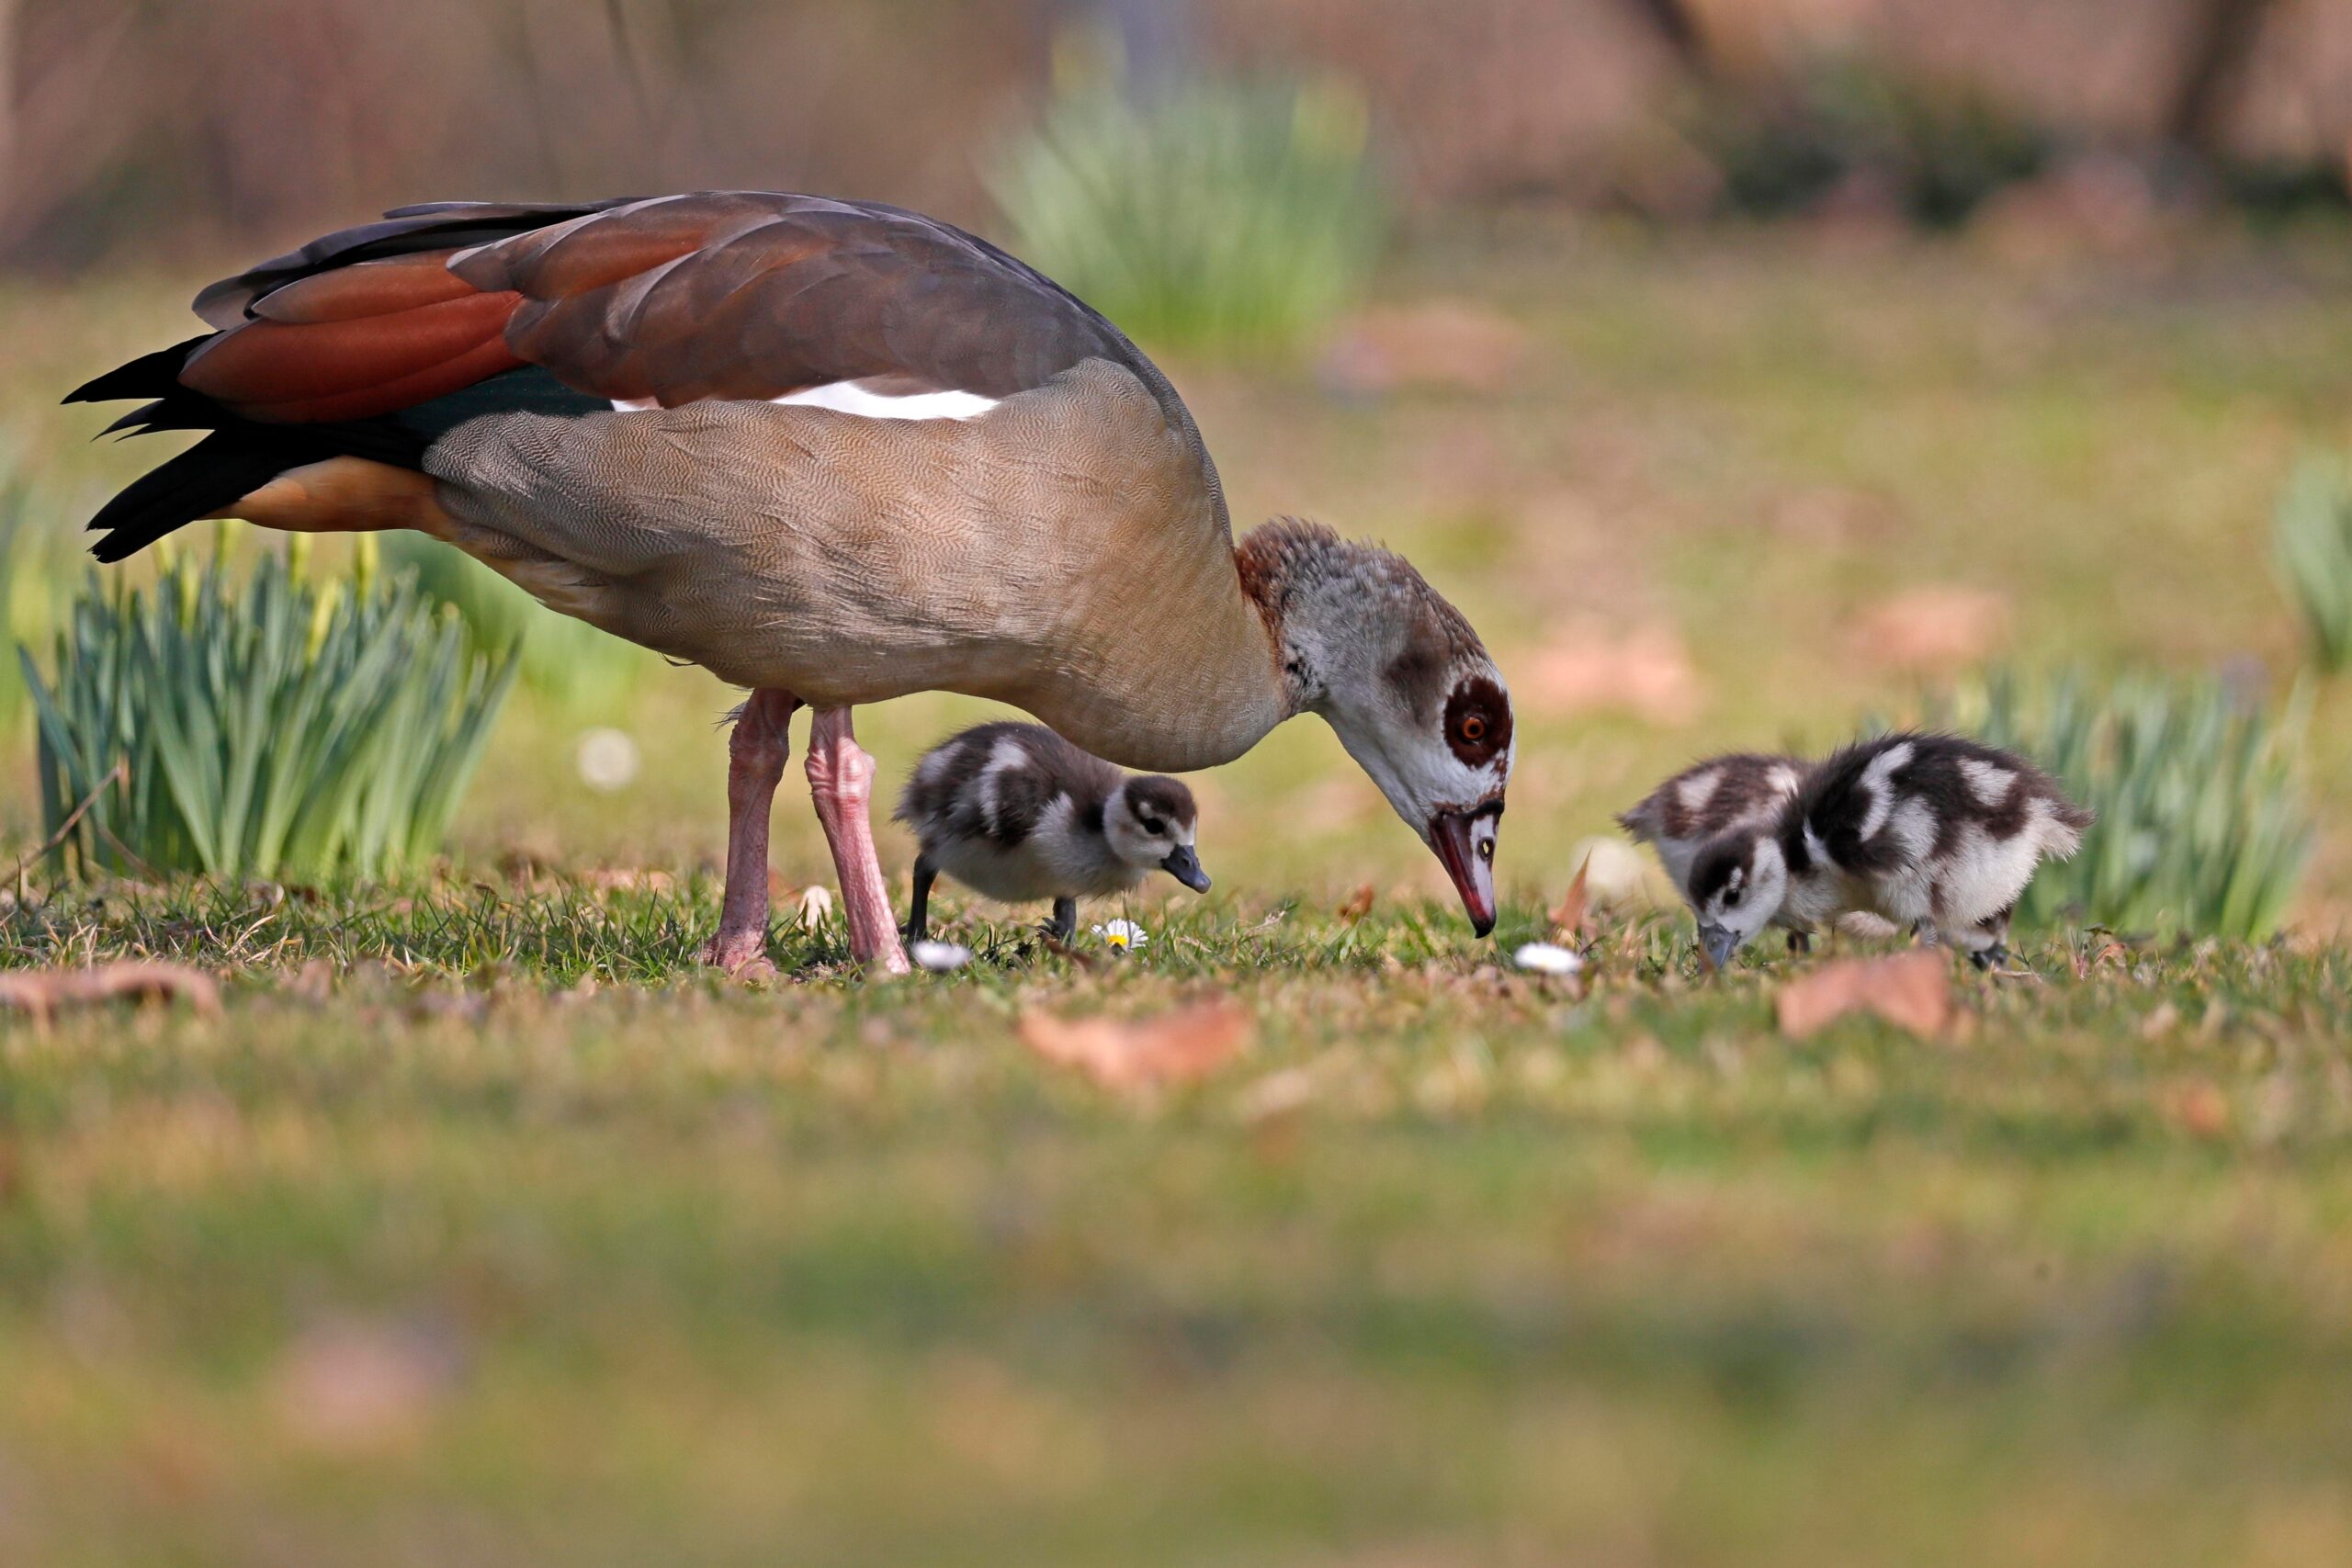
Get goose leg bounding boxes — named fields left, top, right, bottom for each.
left=806, top=706, right=911, bottom=975
left=701, top=688, right=799, bottom=977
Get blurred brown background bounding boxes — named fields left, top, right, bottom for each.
left=5, top=0, right=2348, bottom=266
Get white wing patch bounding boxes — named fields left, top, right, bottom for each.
left=1855, top=742, right=1915, bottom=840
left=1959, top=758, right=2015, bottom=807
left=772, top=382, right=1001, bottom=421
left=1677, top=767, right=1723, bottom=815
left=605, top=383, right=1002, bottom=421
left=976, top=735, right=1035, bottom=838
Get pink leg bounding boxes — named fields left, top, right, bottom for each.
left=805, top=706, right=910, bottom=976
left=699, top=688, right=799, bottom=978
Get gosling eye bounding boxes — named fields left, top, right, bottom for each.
left=1140, top=816, right=1165, bottom=837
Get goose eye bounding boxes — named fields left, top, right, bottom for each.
left=1460, top=716, right=1487, bottom=743
left=1140, top=816, right=1165, bottom=836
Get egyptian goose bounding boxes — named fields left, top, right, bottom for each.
left=896, top=720, right=1209, bottom=943
left=67, top=192, right=1514, bottom=975
left=1686, top=733, right=2093, bottom=970
left=1618, top=751, right=1815, bottom=953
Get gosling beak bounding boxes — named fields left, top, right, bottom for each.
left=1429, top=807, right=1499, bottom=938
left=1159, top=844, right=1212, bottom=894
left=1698, top=922, right=1739, bottom=971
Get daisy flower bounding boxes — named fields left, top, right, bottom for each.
left=1092, top=919, right=1148, bottom=952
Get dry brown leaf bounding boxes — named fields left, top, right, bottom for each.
left=1549, top=855, right=1591, bottom=940
left=0, top=962, right=221, bottom=1021
left=1849, top=587, right=2009, bottom=672
left=582, top=867, right=676, bottom=893
left=1336, top=884, right=1376, bottom=923
left=1016, top=1001, right=1252, bottom=1091
left=2163, top=1079, right=2232, bottom=1141
left=1320, top=299, right=1528, bottom=396
left=1775, top=950, right=1952, bottom=1040
left=271, top=1316, right=462, bottom=1456
left=1519, top=621, right=1702, bottom=725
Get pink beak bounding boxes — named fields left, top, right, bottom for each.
left=1430, top=809, right=1498, bottom=937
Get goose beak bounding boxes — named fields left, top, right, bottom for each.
left=1160, top=844, right=1212, bottom=894
left=1698, top=922, right=1739, bottom=971
left=1429, top=808, right=1498, bottom=937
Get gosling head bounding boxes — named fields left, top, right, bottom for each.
left=1688, top=827, right=1788, bottom=969
left=1104, top=775, right=1211, bottom=894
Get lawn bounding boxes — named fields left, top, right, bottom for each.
left=4, top=221, right=2352, bottom=1564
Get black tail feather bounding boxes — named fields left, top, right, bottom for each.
left=63, top=336, right=212, bottom=406
left=85, top=431, right=320, bottom=563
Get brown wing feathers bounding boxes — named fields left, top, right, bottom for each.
left=68, top=191, right=1169, bottom=561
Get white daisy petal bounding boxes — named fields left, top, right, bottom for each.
left=1091, top=919, right=1148, bottom=951
left=1512, top=941, right=1583, bottom=976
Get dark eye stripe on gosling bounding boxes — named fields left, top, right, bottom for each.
left=1619, top=752, right=1810, bottom=940
left=893, top=721, right=1207, bottom=944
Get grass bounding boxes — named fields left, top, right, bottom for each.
left=21, top=549, right=516, bottom=881
left=2, top=881, right=2350, bottom=1565
left=988, top=71, right=1382, bottom=352
left=6, top=222, right=2352, bottom=1563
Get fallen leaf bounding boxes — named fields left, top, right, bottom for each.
left=1519, top=621, right=1702, bottom=725
left=1336, top=884, right=1376, bottom=923
left=582, top=866, right=675, bottom=893
left=271, top=1315, right=464, bottom=1456
left=1849, top=586, right=2009, bottom=672
left=1320, top=299, right=1527, bottom=396
left=2163, top=1079, right=2232, bottom=1140
left=1016, top=1001, right=1252, bottom=1091
left=0, top=963, right=221, bottom=1021
left=1775, top=950, right=1952, bottom=1040
left=1549, top=855, right=1592, bottom=940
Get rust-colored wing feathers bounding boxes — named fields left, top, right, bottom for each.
left=448, top=193, right=1134, bottom=408
left=181, top=273, right=524, bottom=423
left=169, top=192, right=1142, bottom=426
left=71, top=192, right=1206, bottom=561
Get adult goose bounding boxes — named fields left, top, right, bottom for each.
left=67, top=192, right=1514, bottom=974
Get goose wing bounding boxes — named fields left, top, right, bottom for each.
left=71, top=193, right=1212, bottom=558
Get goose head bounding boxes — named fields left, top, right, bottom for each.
left=1243, top=520, right=1514, bottom=935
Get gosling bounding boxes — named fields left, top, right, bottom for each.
left=1618, top=751, right=1815, bottom=953
left=895, top=721, right=1212, bottom=943
left=1686, top=732, right=2093, bottom=971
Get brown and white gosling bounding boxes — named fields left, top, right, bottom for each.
left=1618, top=752, right=1815, bottom=953
left=1681, top=732, right=2094, bottom=971
left=896, top=722, right=1212, bottom=943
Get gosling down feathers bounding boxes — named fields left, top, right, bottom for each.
left=66, top=192, right=1515, bottom=974
left=896, top=721, right=1209, bottom=943
left=1686, top=732, right=2094, bottom=970
left=1617, top=751, right=1813, bottom=953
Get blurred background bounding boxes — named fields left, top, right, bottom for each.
left=6, top=0, right=2352, bottom=932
